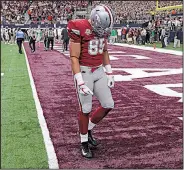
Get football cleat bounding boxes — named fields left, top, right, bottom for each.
left=88, top=130, right=98, bottom=147
left=81, top=141, right=93, bottom=158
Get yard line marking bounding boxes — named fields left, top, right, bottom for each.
left=1, top=73, right=4, bottom=76
left=23, top=44, right=59, bottom=169
left=178, top=117, right=183, bottom=120
left=108, top=51, right=126, bottom=53
left=109, top=56, right=119, bottom=60
left=53, top=46, right=63, bottom=50
left=57, top=50, right=64, bottom=52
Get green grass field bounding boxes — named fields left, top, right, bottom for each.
left=1, top=43, right=48, bottom=168
left=140, top=42, right=183, bottom=51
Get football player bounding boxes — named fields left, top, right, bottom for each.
left=57, top=26, right=63, bottom=43
left=1, top=26, right=5, bottom=43
left=61, top=25, right=69, bottom=52
left=9, top=28, right=15, bottom=45
left=29, top=28, right=36, bottom=52
left=36, top=25, right=42, bottom=48
left=68, top=5, right=115, bottom=158
left=5, top=26, right=10, bottom=44
left=54, top=27, right=58, bottom=43
left=47, top=27, right=54, bottom=50
left=43, top=27, right=49, bottom=51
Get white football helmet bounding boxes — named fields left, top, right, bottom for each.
left=90, top=5, right=114, bottom=37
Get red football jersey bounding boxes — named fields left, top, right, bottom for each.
left=67, top=19, right=107, bottom=67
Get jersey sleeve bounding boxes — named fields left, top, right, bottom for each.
left=67, top=20, right=81, bottom=43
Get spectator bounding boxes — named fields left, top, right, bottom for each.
left=141, top=28, right=146, bottom=45
left=173, top=26, right=182, bottom=48
left=122, top=27, right=127, bottom=42
left=117, top=28, right=122, bottom=43
left=110, top=28, right=117, bottom=44
left=150, top=28, right=155, bottom=44
left=160, top=26, right=166, bottom=48
left=1, top=1, right=183, bottom=24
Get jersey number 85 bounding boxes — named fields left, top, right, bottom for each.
left=88, top=38, right=105, bottom=55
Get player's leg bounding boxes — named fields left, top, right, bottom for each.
left=16, top=39, right=20, bottom=53
left=29, top=38, right=33, bottom=52
left=51, top=38, right=54, bottom=50
left=164, top=37, right=167, bottom=46
left=173, top=37, right=177, bottom=48
left=44, top=38, right=46, bottom=50
left=19, top=39, right=23, bottom=53
left=5, top=35, right=7, bottom=44
left=75, top=66, right=94, bottom=158
left=92, top=69, right=114, bottom=123
left=66, top=39, right=69, bottom=51
left=37, top=37, right=41, bottom=48
left=178, top=39, right=180, bottom=48
left=47, top=38, right=50, bottom=50
left=63, top=39, right=66, bottom=52
left=33, top=40, right=36, bottom=52
left=59, top=35, right=62, bottom=43
left=11, top=35, right=14, bottom=44
left=7, top=35, right=10, bottom=44
left=17, top=39, right=22, bottom=54
left=64, top=39, right=67, bottom=51
left=88, top=67, right=114, bottom=145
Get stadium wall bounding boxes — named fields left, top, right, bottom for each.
left=1, top=23, right=148, bottom=28
left=1, top=23, right=182, bottom=43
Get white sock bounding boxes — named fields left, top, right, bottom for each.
left=80, top=133, right=88, bottom=143
left=88, top=119, right=96, bottom=130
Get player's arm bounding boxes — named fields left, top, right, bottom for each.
left=103, top=40, right=112, bottom=74
left=70, top=39, right=81, bottom=75
left=68, top=21, right=82, bottom=75
left=103, top=40, right=114, bottom=88
left=68, top=21, right=93, bottom=95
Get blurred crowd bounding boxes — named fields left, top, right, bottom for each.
left=26, top=1, right=86, bottom=24
left=92, top=1, right=182, bottom=24
left=109, top=16, right=183, bottom=48
left=1, top=1, right=182, bottom=24
left=1, top=1, right=29, bottom=24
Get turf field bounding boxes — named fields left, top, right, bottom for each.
left=142, top=42, right=182, bottom=51
left=1, top=43, right=48, bottom=168
left=1, top=41, right=183, bottom=169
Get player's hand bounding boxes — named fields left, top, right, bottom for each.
left=105, top=64, right=114, bottom=88
left=107, top=74, right=114, bottom=88
left=79, top=83, right=93, bottom=95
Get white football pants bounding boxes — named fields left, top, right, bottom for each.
left=75, top=65, right=114, bottom=114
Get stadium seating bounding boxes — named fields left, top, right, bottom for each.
left=1, top=1, right=182, bottom=24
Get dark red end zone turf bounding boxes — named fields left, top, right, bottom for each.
left=24, top=43, right=182, bottom=169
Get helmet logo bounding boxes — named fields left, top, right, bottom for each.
left=95, top=14, right=101, bottom=24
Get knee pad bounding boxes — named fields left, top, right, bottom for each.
left=82, top=103, right=92, bottom=114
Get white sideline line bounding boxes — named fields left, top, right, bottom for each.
left=112, top=43, right=182, bottom=56
left=22, top=45, right=59, bottom=169
left=1, top=73, right=4, bottom=76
